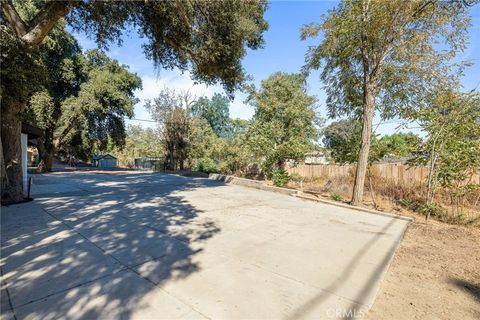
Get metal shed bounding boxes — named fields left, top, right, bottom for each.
left=134, top=157, right=164, bottom=170
left=92, top=154, right=117, bottom=168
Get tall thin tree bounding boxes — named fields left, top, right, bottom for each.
left=302, top=0, right=471, bottom=205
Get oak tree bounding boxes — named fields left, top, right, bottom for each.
left=1, top=0, right=268, bottom=201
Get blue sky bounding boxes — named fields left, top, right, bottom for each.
left=72, top=1, right=480, bottom=136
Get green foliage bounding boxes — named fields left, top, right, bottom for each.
left=322, top=119, right=363, bottom=164
left=398, top=198, right=444, bottom=217
left=330, top=193, right=343, bottom=202
left=373, top=133, right=422, bottom=160
left=323, top=119, right=421, bottom=164
left=302, top=0, right=470, bottom=120
left=10, top=20, right=141, bottom=167
left=246, top=72, right=320, bottom=174
left=195, top=157, right=218, bottom=174
left=29, top=90, right=55, bottom=129
left=229, top=118, right=250, bottom=138
left=101, top=125, right=164, bottom=168
left=408, top=89, right=480, bottom=215
left=191, top=94, right=232, bottom=138
left=302, top=0, right=471, bottom=204
left=0, top=26, right=46, bottom=107
left=23, top=22, right=141, bottom=165
left=217, top=137, right=254, bottom=176
left=67, top=0, right=269, bottom=94
left=146, top=90, right=254, bottom=174
left=188, top=117, right=223, bottom=162
left=272, top=168, right=289, bottom=187
left=70, top=49, right=141, bottom=151
left=146, top=89, right=194, bottom=170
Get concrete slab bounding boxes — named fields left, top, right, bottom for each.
left=13, top=270, right=203, bottom=320
left=1, top=208, right=122, bottom=307
left=159, top=258, right=366, bottom=320
left=1, top=171, right=409, bottom=319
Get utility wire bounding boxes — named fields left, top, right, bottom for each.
left=126, top=118, right=156, bottom=123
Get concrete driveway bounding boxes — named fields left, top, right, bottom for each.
left=1, top=171, right=409, bottom=319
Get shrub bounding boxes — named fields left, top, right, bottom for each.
left=330, top=193, right=343, bottom=201
left=195, top=157, right=217, bottom=174
left=272, top=168, right=289, bottom=187
left=398, top=198, right=445, bottom=218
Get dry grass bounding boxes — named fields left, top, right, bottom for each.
left=287, top=172, right=480, bottom=227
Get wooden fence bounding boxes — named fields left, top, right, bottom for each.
left=285, top=164, right=480, bottom=185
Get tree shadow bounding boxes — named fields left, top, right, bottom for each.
left=450, top=278, right=480, bottom=302
left=285, top=218, right=403, bottom=320
left=1, top=172, right=223, bottom=319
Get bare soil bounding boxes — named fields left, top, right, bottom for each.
left=367, top=218, right=480, bottom=320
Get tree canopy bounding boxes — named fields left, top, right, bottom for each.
left=26, top=21, right=142, bottom=170
left=1, top=0, right=268, bottom=201
left=322, top=119, right=363, bottom=164
left=191, top=93, right=232, bottom=138
left=323, top=119, right=422, bottom=164
left=145, top=89, right=195, bottom=170
left=409, top=89, right=480, bottom=217
left=302, top=0, right=471, bottom=205
left=246, top=72, right=319, bottom=174
left=374, top=132, right=422, bottom=160
left=2, top=0, right=268, bottom=93
left=101, top=125, right=164, bottom=168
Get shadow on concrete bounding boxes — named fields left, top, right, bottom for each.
left=1, top=173, right=223, bottom=319
left=286, top=218, right=402, bottom=320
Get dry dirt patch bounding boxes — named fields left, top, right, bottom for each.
left=368, top=219, right=480, bottom=320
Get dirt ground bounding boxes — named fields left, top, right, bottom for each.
left=367, top=217, right=480, bottom=319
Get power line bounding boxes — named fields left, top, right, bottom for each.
left=372, top=119, right=404, bottom=126
left=127, top=117, right=421, bottom=128
left=126, top=118, right=156, bottom=123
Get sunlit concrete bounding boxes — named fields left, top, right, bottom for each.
left=1, top=171, right=409, bottom=319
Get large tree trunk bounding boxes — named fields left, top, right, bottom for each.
left=0, top=138, right=8, bottom=195
left=1, top=102, right=24, bottom=203
left=179, top=152, right=185, bottom=171
left=351, top=83, right=375, bottom=206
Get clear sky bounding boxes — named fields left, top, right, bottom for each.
left=71, top=1, right=480, bottom=136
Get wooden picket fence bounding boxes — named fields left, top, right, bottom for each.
left=285, top=163, right=480, bottom=186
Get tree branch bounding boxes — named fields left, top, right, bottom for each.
left=370, top=0, right=435, bottom=79
left=361, top=0, right=372, bottom=82
left=22, top=1, right=72, bottom=45
left=0, top=0, right=27, bottom=37
left=1, top=0, right=72, bottom=46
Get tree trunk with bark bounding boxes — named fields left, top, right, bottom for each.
left=351, top=82, right=376, bottom=206
left=1, top=0, right=71, bottom=202
left=1, top=101, right=24, bottom=202
left=179, top=150, right=185, bottom=171
left=0, top=137, right=8, bottom=196
left=36, top=135, right=54, bottom=173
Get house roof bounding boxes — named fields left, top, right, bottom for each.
left=21, top=123, right=43, bottom=139
left=93, top=154, right=117, bottom=160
